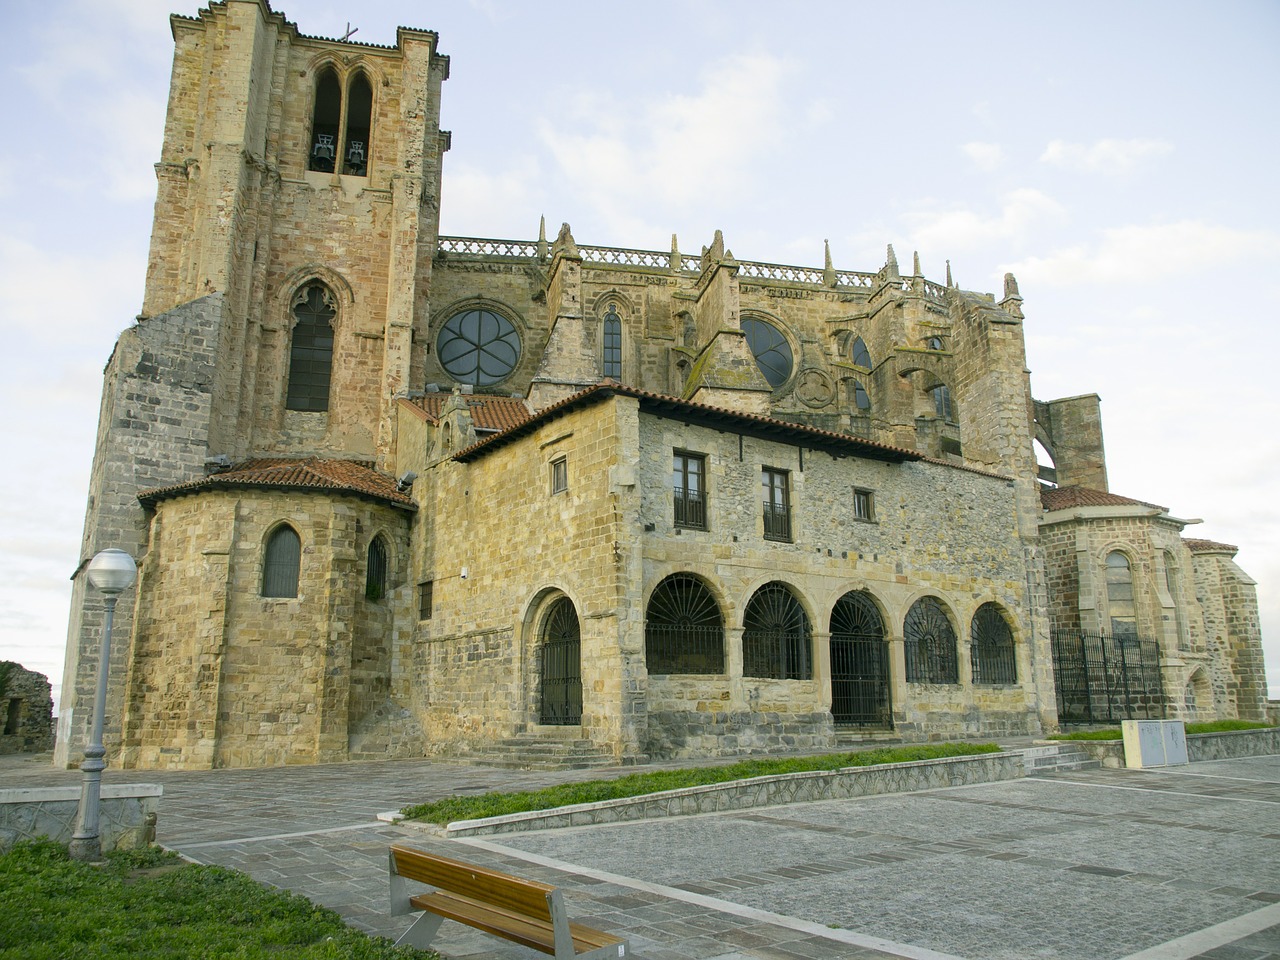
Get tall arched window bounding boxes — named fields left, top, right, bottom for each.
left=1106, top=551, right=1136, bottom=638
left=262, top=525, right=301, bottom=598
left=851, top=379, right=871, bottom=412
left=286, top=284, right=336, bottom=411
left=343, top=71, right=373, bottom=176
left=365, top=535, right=388, bottom=602
left=742, top=582, right=811, bottom=680
left=309, top=68, right=341, bottom=173
left=645, top=574, right=723, bottom=674
left=929, top=384, right=953, bottom=421
left=602, top=303, right=622, bottom=380
left=904, top=596, right=958, bottom=684
left=970, top=603, right=1016, bottom=684
left=850, top=336, right=872, bottom=369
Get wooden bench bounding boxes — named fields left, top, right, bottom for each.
left=388, top=844, right=629, bottom=959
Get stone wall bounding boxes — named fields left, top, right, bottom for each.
left=0, top=664, right=54, bottom=755
left=120, top=488, right=413, bottom=769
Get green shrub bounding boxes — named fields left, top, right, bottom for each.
left=403, top=742, right=1002, bottom=825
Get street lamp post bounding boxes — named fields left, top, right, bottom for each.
left=69, top=548, right=137, bottom=862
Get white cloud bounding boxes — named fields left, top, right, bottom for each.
left=1040, top=138, right=1173, bottom=174
left=1005, top=220, right=1280, bottom=286
left=961, top=142, right=1005, bottom=172
left=903, top=189, right=1067, bottom=254
left=539, top=53, right=791, bottom=227
left=0, top=236, right=141, bottom=345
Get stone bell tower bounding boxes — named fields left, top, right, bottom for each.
left=58, top=0, right=450, bottom=765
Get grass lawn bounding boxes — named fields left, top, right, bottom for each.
left=0, top=841, right=437, bottom=960
left=1048, top=719, right=1274, bottom=741
left=402, top=742, right=1003, bottom=825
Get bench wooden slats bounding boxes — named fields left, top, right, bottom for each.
left=388, top=844, right=628, bottom=959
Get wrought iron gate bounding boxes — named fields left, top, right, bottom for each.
left=829, top=592, right=892, bottom=728
left=539, top=597, right=582, bottom=725
left=1051, top=631, right=1164, bottom=723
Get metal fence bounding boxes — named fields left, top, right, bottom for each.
left=1050, top=631, right=1164, bottom=723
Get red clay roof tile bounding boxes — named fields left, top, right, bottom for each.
left=1184, top=538, right=1239, bottom=554
left=408, top=393, right=532, bottom=433
left=1040, top=485, right=1166, bottom=513
left=138, top=458, right=416, bottom=509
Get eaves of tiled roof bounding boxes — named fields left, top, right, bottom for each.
left=1184, top=538, right=1239, bottom=554
left=404, top=393, right=533, bottom=433
left=137, top=458, right=416, bottom=511
left=1040, top=485, right=1166, bottom=513
left=451, top=382, right=925, bottom=466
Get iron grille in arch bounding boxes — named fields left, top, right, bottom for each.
left=539, top=597, right=582, bottom=725
left=970, top=602, right=1016, bottom=684
left=742, top=582, right=811, bottom=680
left=904, top=596, right=958, bottom=684
left=829, top=591, right=891, bottom=728
left=645, top=574, right=724, bottom=675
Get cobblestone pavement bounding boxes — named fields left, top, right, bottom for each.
left=4, top=750, right=1278, bottom=959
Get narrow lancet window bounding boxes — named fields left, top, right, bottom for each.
left=262, top=525, right=301, bottom=598
left=603, top=304, right=622, bottom=379
left=343, top=71, right=373, bottom=176
left=309, top=68, right=341, bottom=173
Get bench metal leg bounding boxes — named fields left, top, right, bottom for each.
left=394, top=911, right=445, bottom=950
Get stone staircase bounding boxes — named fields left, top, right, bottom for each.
left=462, top=734, right=622, bottom=771
left=1020, top=742, right=1101, bottom=775
left=834, top=729, right=904, bottom=748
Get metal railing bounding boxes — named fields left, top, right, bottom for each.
left=674, top=488, right=706, bottom=530
left=762, top=502, right=791, bottom=541
left=644, top=624, right=724, bottom=675
left=1050, top=631, right=1164, bottom=723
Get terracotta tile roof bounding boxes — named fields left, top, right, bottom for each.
left=454, top=381, right=924, bottom=465
left=407, top=393, right=533, bottom=433
left=1040, top=485, right=1166, bottom=513
left=138, top=458, right=416, bottom=510
left=1184, top=538, right=1239, bottom=554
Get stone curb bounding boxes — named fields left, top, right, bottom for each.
left=391, top=750, right=1023, bottom=838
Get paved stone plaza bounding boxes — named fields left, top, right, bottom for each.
left=3, top=750, right=1278, bottom=959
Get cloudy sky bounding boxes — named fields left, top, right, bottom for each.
left=2, top=0, right=1277, bottom=708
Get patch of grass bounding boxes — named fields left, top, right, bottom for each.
left=1049, top=719, right=1274, bottom=742
left=1186, top=719, right=1274, bottom=734
left=0, top=840, right=438, bottom=960
left=1048, top=729, right=1123, bottom=741
left=402, top=742, right=1002, bottom=825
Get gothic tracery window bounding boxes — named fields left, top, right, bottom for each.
left=436, top=308, right=522, bottom=386
left=286, top=284, right=336, bottom=412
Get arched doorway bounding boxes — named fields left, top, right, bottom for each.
left=829, top=591, right=891, bottom=728
left=539, top=596, right=582, bottom=725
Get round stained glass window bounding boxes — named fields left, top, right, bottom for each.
left=436, top=309, right=521, bottom=386
left=741, top=317, right=793, bottom=389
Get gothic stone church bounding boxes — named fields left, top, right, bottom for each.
left=56, top=1, right=1268, bottom=770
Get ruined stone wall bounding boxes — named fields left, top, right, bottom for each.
left=1191, top=551, right=1268, bottom=721
left=0, top=664, right=54, bottom=755
left=57, top=296, right=223, bottom=768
